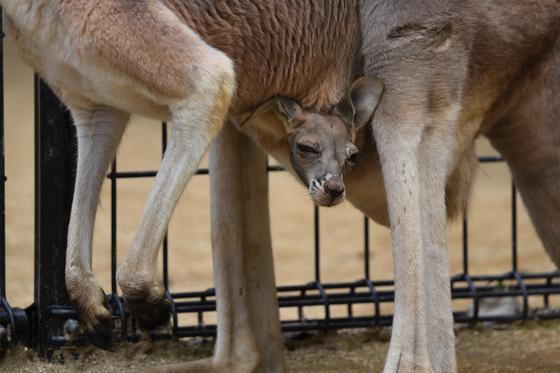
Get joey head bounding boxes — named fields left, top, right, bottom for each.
left=242, top=76, right=383, bottom=206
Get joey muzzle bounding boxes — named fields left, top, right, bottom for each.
left=308, top=173, right=345, bottom=206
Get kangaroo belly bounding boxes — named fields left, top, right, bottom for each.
left=165, top=0, right=361, bottom=112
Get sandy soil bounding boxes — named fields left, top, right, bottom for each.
left=2, top=321, right=560, bottom=372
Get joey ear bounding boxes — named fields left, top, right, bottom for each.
left=238, top=97, right=303, bottom=132
left=273, top=97, right=304, bottom=131
left=333, top=76, right=384, bottom=129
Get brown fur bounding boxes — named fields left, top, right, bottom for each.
left=352, top=1, right=560, bottom=371
left=162, top=0, right=361, bottom=111
left=57, top=1, right=204, bottom=99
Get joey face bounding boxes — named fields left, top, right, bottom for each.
left=288, top=112, right=358, bottom=206
left=239, top=76, right=384, bottom=207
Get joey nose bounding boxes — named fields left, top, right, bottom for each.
left=325, top=179, right=345, bottom=198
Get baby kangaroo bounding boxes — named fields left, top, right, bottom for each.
left=239, top=76, right=383, bottom=207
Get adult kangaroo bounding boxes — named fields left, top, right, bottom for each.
left=213, top=2, right=560, bottom=371
left=3, top=0, right=369, bottom=372
left=4, top=1, right=560, bottom=373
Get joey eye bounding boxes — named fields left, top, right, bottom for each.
left=297, top=143, right=319, bottom=154
left=347, top=152, right=360, bottom=166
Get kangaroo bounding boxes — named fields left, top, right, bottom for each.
left=172, top=1, right=560, bottom=372
left=3, top=0, right=369, bottom=370
left=4, top=1, right=560, bottom=373
left=230, top=2, right=560, bottom=373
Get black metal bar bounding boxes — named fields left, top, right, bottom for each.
left=107, top=170, right=160, bottom=178
left=34, top=78, right=76, bottom=356
left=347, top=286, right=355, bottom=317
left=165, top=291, right=178, bottom=336
left=107, top=165, right=285, bottom=180
left=544, top=275, right=553, bottom=307
left=464, top=274, right=479, bottom=321
left=364, top=217, right=370, bottom=279
left=511, top=183, right=518, bottom=272
left=110, top=160, right=117, bottom=295
left=462, top=215, right=469, bottom=274
left=162, top=123, right=169, bottom=290
left=314, top=206, right=320, bottom=282
left=479, top=156, right=504, bottom=163
left=0, top=10, right=5, bottom=301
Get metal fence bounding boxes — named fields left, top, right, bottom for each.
left=2, top=23, right=560, bottom=358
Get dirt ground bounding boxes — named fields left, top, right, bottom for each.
left=2, top=321, right=560, bottom=372
left=2, top=38, right=560, bottom=371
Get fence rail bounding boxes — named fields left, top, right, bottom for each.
left=0, top=12, right=5, bottom=352
left=1, top=20, right=560, bottom=357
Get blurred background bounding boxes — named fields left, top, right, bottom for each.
left=3, top=38, right=555, bottom=320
